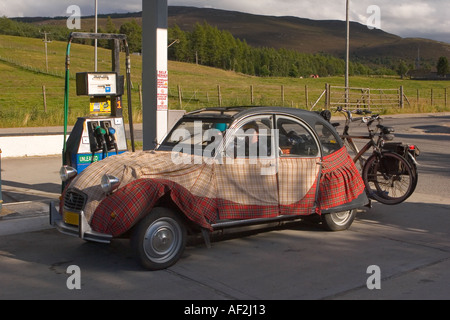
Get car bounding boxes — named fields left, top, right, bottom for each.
left=50, top=106, right=368, bottom=270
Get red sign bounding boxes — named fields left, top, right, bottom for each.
left=157, top=70, right=168, bottom=111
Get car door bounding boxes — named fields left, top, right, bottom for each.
left=275, top=115, right=322, bottom=216
left=214, top=115, right=279, bottom=220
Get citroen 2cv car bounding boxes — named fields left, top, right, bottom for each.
left=50, top=107, right=368, bottom=270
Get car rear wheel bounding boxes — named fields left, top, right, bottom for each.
left=321, top=209, right=356, bottom=231
left=131, top=207, right=187, bottom=271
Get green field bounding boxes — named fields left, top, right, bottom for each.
left=0, top=34, right=449, bottom=128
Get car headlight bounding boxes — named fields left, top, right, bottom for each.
left=60, top=166, right=77, bottom=182
left=101, top=174, right=120, bottom=194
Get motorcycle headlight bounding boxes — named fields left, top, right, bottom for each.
left=60, top=166, right=77, bottom=182
left=101, top=174, right=120, bottom=194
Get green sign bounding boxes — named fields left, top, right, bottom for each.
left=78, top=154, right=100, bottom=164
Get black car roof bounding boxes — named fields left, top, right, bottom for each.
left=185, top=106, right=327, bottom=127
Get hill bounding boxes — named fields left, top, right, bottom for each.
left=1, top=33, right=449, bottom=128
left=168, top=7, right=450, bottom=69
left=14, top=6, right=450, bottom=69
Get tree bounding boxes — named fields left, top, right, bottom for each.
left=191, top=22, right=207, bottom=65
left=437, top=56, right=449, bottom=77
left=105, top=16, right=117, bottom=34
left=396, top=60, right=409, bottom=79
left=119, top=19, right=142, bottom=53
left=168, top=24, right=189, bottom=62
left=289, top=64, right=299, bottom=78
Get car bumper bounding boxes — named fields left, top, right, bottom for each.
left=321, top=192, right=370, bottom=214
left=49, top=201, right=112, bottom=244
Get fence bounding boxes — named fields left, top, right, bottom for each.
left=1, top=82, right=449, bottom=127
left=171, top=84, right=330, bottom=110
left=414, top=87, right=449, bottom=110
left=321, top=84, right=406, bottom=111
left=172, top=83, right=413, bottom=112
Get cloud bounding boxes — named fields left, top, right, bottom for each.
left=375, top=1, right=450, bottom=41
left=0, top=0, right=140, bottom=17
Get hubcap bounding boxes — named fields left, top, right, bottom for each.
left=143, top=218, right=182, bottom=263
left=152, top=227, right=174, bottom=252
left=330, top=210, right=352, bottom=226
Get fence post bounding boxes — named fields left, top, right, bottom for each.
left=217, top=85, right=222, bottom=107
left=281, top=85, right=285, bottom=106
left=305, top=85, right=309, bottom=108
left=42, top=85, right=47, bottom=112
left=399, top=86, right=404, bottom=109
left=177, top=85, right=182, bottom=108
left=324, top=83, right=330, bottom=109
left=250, top=85, right=254, bottom=105
left=445, top=88, right=448, bottom=108
left=431, top=88, right=433, bottom=106
left=138, top=84, right=143, bottom=109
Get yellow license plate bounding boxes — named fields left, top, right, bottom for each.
left=64, top=211, right=80, bottom=226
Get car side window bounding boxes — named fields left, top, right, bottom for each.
left=277, top=117, right=319, bottom=157
left=231, top=117, right=273, bottom=159
left=315, top=123, right=341, bottom=156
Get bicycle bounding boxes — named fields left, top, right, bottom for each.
left=331, top=107, right=419, bottom=205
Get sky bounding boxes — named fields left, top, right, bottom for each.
left=0, top=0, right=449, bottom=44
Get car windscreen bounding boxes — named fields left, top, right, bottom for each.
left=159, top=119, right=231, bottom=156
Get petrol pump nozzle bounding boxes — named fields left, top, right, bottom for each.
left=95, top=126, right=107, bottom=136
left=94, top=126, right=108, bottom=157
left=108, top=127, right=116, bottom=135
left=107, top=127, right=119, bottom=154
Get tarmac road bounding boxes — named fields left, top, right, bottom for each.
left=0, top=113, right=449, bottom=300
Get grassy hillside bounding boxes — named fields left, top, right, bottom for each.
left=0, top=34, right=449, bottom=128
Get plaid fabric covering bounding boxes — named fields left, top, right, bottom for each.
left=65, top=147, right=363, bottom=237
left=317, top=146, right=365, bottom=212
left=216, top=157, right=320, bottom=219
left=91, top=179, right=217, bottom=236
left=277, top=157, right=320, bottom=206
left=215, top=159, right=279, bottom=207
left=68, top=151, right=215, bottom=224
left=279, top=181, right=318, bottom=216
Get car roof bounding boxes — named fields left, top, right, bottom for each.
left=185, top=106, right=327, bottom=126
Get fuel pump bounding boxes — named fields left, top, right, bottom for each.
left=62, top=32, right=135, bottom=173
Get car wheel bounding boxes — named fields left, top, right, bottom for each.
left=321, top=209, right=356, bottom=231
left=131, top=207, right=187, bottom=270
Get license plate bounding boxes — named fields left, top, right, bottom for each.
left=64, top=211, right=80, bottom=226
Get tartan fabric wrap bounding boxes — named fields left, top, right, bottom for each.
left=317, top=146, right=365, bottom=212
left=65, top=147, right=362, bottom=237
left=216, top=157, right=320, bottom=219
left=91, top=179, right=217, bottom=235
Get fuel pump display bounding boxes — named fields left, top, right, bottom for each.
left=62, top=32, right=135, bottom=173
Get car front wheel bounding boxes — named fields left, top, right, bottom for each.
left=131, top=207, right=187, bottom=270
left=321, top=209, right=356, bottom=231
